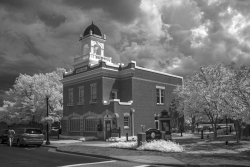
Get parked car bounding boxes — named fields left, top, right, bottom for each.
left=0, top=129, right=9, bottom=144
left=11, top=128, right=44, bottom=147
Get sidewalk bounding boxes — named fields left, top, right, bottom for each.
left=42, top=140, right=186, bottom=166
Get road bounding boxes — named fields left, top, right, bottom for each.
left=0, top=144, right=166, bottom=167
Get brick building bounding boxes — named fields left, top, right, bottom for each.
left=61, top=23, right=183, bottom=140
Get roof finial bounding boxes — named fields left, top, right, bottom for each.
left=92, top=21, right=93, bottom=25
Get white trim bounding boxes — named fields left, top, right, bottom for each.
left=64, top=71, right=73, bottom=76
left=61, top=68, right=113, bottom=85
left=133, top=77, right=180, bottom=87
left=60, top=161, right=117, bottom=167
left=156, top=85, right=165, bottom=89
left=103, top=99, right=133, bottom=105
left=102, top=67, right=119, bottom=71
left=156, top=88, right=165, bottom=105
left=131, top=61, right=183, bottom=79
left=123, top=113, right=130, bottom=116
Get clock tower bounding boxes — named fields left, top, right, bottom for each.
left=73, top=22, right=111, bottom=69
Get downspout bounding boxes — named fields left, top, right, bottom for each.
left=130, top=108, right=135, bottom=136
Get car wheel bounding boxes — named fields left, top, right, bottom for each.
left=37, top=144, right=41, bottom=147
left=17, top=140, right=22, bottom=147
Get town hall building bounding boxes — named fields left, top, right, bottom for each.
left=61, top=22, right=183, bottom=140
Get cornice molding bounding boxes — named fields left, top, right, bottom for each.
left=103, top=99, right=133, bottom=106
left=131, top=61, right=183, bottom=79
left=61, top=67, right=135, bottom=86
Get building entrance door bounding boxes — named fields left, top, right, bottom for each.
left=161, top=120, right=170, bottom=132
left=105, top=120, right=111, bottom=140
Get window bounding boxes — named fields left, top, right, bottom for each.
left=84, top=117, right=98, bottom=132
left=68, top=88, right=73, bottom=106
left=90, top=83, right=97, bottom=102
left=124, top=116, right=130, bottom=129
left=83, top=44, right=89, bottom=55
left=78, top=86, right=84, bottom=105
left=94, top=45, right=101, bottom=55
left=156, top=86, right=165, bottom=104
left=110, top=90, right=117, bottom=99
left=69, top=118, right=80, bottom=132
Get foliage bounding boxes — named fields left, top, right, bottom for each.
left=0, top=68, right=66, bottom=124
left=174, top=63, right=230, bottom=137
left=220, top=65, right=250, bottom=142
left=109, top=141, right=137, bottom=148
left=109, top=140, right=184, bottom=153
left=137, top=140, right=184, bottom=152
left=169, top=98, right=184, bottom=130
left=174, top=63, right=250, bottom=142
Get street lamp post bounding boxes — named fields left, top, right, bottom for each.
left=45, top=93, right=50, bottom=145
left=226, top=116, right=228, bottom=135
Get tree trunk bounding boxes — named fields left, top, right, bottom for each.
left=213, top=124, right=217, bottom=138
left=213, top=119, right=218, bottom=138
left=191, top=116, right=196, bottom=133
left=234, top=120, right=242, bottom=143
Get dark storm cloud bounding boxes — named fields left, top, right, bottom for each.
left=0, top=54, right=53, bottom=106
left=0, top=0, right=66, bottom=28
left=1, top=0, right=250, bottom=106
left=38, top=12, right=66, bottom=28
left=63, top=0, right=141, bottom=23
left=21, top=35, right=52, bottom=59
left=0, top=0, right=31, bottom=8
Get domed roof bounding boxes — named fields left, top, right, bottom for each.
left=83, top=22, right=102, bottom=37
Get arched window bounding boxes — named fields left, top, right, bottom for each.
left=83, top=44, right=89, bottom=55
left=84, top=116, right=98, bottom=132
left=69, top=117, right=80, bottom=132
left=93, top=45, right=101, bottom=55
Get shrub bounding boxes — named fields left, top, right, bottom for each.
left=109, top=141, right=137, bottom=148
left=109, top=139, right=184, bottom=153
left=137, top=140, right=184, bottom=153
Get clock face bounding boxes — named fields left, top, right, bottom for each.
left=151, top=132, right=155, bottom=138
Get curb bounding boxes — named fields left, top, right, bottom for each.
left=55, top=148, right=187, bottom=167
left=42, top=145, right=249, bottom=167
left=185, top=165, right=250, bottom=167
left=41, top=144, right=58, bottom=149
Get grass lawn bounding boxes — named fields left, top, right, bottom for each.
left=55, top=132, right=250, bottom=166
left=167, top=133, right=250, bottom=166
left=108, top=132, right=250, bottom=166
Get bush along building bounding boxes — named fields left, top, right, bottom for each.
left=60, top=22, right=183, bottom=140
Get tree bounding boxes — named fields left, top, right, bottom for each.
left=174, top=63, right=231, bottom=137
left=174, top=78, right=210, bottom=133
left=0, top=68, right=65, bottom=125
left=220, top=65, right=250, bottom=142
left=169, top=98, right=184, bottom=131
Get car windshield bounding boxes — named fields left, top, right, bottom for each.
left=26, top=129, right=42, bottom=134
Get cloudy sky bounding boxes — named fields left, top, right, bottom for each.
left=0, top=0, right=250, bottom=105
